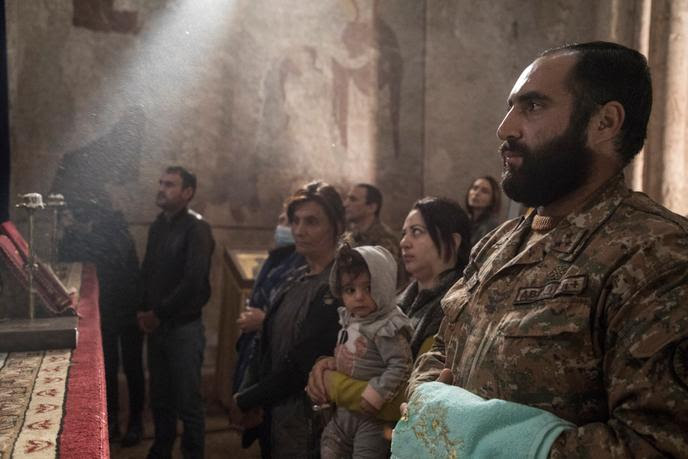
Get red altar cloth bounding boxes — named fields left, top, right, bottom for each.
left=59, top=265, right=109, bottom=458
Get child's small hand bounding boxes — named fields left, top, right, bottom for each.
left=353, top=335, right=368, bottom=357
left=360, top=397, right=379, bottom=415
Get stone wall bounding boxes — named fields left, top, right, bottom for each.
left=423, top=0, right=621, bottom=217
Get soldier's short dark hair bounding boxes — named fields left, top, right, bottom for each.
left=286, top=181, right=345, bottom=241
left=356, top=183, right=383, bottom=217
left=413, top=196, right=471, bottom=273
left=165, top=166, right=197, bottom=197
left=541, top=41, right=652, bottom=164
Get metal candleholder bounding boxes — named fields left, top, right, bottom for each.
left=16, top=193, right=45, bottom=320
left=46, top=193, right=66, bottom=268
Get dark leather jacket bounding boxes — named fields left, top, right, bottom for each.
left=140, top=208, right=214, bottom=326
left=236, top=264, right=340, bottom=410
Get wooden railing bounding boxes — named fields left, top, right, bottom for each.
left=214, top=248, right=267, bottom=408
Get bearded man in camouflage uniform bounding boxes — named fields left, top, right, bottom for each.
left=407, top=42, right=688, bottom=457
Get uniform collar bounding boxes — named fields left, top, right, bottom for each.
left=486, top=173, right=629, bottom=278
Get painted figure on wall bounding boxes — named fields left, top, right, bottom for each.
left=332, top=9, right=403, bottom=157
left=248, top=45, right=340, bottom=215
left=240, top=1, right=405, bottom=227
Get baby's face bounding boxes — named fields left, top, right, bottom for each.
left=340, top=271, right=378, bottom=318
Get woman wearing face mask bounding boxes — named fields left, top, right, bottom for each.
left=232, top=211, right=305, bottom=395
left=306, top=196, right=471, bottom=422
left=465, top=175, right=502, bottom=247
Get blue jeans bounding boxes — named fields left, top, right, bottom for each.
left=147, top=319, right=205, bottom=459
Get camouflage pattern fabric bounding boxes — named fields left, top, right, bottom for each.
left=352, top=219, right=400, bottom=262
left=409, top=174, right=688, bottom=458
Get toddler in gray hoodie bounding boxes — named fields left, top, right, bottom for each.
left=321, top=244, right=413, bottom=458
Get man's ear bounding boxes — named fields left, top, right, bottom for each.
left=588, top=100, right=625, bottom=147
left=181, top=187, right=194, bottom=202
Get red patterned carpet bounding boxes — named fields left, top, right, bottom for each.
left=0, top=350, right=71, bottom=457
left=0, top=265, right=108, bottom=458
left=59, top=265, right=108, bottom=458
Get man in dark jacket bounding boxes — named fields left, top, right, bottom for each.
left=59, top=198, right=144, bottom=446
left=138, top=166, right=215, bottom=459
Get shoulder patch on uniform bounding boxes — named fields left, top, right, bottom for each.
left=551, top=229, right=588, bottom=254
left=514, top=274, right=587, bottom=305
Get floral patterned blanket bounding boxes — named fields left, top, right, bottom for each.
left=391, top=382, right=573, bottom=459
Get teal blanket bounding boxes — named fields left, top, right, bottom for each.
left=391, top=382, right=574, bottom=459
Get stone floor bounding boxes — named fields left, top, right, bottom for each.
left=108, top=360, right=261, bottom=459
left=109, top=401, right=261, bottom=459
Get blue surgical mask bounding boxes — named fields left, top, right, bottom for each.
left=274, top=224, right=294, bottom=248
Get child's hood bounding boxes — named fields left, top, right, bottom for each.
left=356, top=245, right=397, bottom=316
left=333, top=245, right=411, bottom=338
left=329, top=245, right=397, bottom=324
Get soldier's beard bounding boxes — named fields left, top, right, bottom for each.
left=501, top=118, right=593, bottom=208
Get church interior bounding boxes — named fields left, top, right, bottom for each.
left=1, top=1, right=687, bottom=458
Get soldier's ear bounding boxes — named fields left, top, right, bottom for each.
left=588, top=101, right=624, bottom=147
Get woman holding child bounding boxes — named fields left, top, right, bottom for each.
left=231, top=181, right=345, bottom=458
left=307, top=196, right=471, bottom=456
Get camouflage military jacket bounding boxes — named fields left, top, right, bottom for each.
left=352, top=218, right=400, bottom=261
left=409, top=175, right=688, bottom=458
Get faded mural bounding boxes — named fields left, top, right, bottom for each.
left=10, top=0, right=420, bottom=231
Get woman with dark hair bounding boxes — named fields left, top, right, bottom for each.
left=399, top=197, right=471, bottom=356
left=465, top=175, right=502, bottom=247
left=231, top=181, right=345, bottom=458
left=306, top=196, right=471, bottom=422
